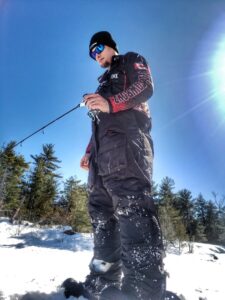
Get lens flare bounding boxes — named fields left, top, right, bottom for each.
left=212, top=38, right=225, bottom=113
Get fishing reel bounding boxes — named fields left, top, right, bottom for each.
left=87, top=109, right=101, bottom=123
left=83, top=94, right=101, bottom=123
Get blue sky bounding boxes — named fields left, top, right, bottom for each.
left=1, top=0, right=225, bottom=199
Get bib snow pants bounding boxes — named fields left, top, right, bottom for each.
left=87, top=112, right=166, bottom=300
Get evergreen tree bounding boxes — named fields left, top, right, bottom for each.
left=158, top=206, right=175, bottom=245
left=205, top=200, right=220, bottom=243
left=194, top=194, right=207, bottom=226
left=0, top=142, right=28, bottom=215
left=212, top=193, right=225, bottom=244
left=193, top=194, right=207, bottom=242
left=62, top=176, right=91, bottom=232
left=193, top=194, right=223, bottom=243
left=158, top=177, right=175, bottom=206
left=158, top=177, right=187, bottom=248
left=218, top=208, right=225, bottom=244
left=174, top=189, right=195, bottom=239
left=26, top=144, right=61, bottom=222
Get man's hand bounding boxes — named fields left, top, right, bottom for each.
left=84, top=93, right=110, bottom=113
left=80, top=153, right=90, bottom=171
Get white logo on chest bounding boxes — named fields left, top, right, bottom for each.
left=110, top=73, right=119, bottom=80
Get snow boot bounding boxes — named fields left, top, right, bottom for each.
left=62, top=259, right=122, bottom=299
left=62, top=277, right=85, bottom=299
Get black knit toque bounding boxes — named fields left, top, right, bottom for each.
left=89, top=31, right=119, bottom=59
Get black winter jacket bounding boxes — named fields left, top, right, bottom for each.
left=86, top=52, right=153, bottom=155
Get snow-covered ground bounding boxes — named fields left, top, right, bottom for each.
left=0, top=218, right=224, bottom=300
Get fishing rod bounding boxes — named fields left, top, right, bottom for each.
left=13, top=101, right=86, bottom=148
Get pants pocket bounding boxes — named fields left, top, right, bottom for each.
left=97, top=130, right=127, bottom=176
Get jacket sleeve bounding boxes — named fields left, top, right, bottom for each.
left=108, top=52, right=153, bottom=113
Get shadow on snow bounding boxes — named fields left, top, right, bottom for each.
left=2, top=229, right=93, bottom=252
left=9, top=290, right=76, bottom=300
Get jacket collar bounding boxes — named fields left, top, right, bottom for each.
left=98, top=55, right=122, bottom=83
left=111, top=54, right=122, bottom=66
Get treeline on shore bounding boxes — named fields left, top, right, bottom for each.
left=1, top=142, right=225, bottom=249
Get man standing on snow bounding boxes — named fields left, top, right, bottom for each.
left=63, top=31, right=166, bottom=300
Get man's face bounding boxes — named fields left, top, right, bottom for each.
left=95, top=45, right=116, bottom=68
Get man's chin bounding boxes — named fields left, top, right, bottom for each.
left=100, top=61, right=110, bottom=68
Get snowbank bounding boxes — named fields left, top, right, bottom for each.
left=0, top=218, right=224, bottom=300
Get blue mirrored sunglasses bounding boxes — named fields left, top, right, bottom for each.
left=91, top=44, right=105, bottom=59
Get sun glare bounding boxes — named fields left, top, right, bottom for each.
left=212, top=38, right=225, bottom=113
